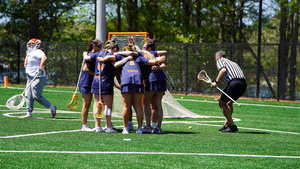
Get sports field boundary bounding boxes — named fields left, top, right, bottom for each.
left=0, top=150, right=299, bottom=159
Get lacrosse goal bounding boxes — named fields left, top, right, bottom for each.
left=109, top=32, right=202, bottom=118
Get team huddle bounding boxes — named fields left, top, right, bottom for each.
left=18, top=37, right=246, bottom=134
left=78, top=37, right=168, bottom=134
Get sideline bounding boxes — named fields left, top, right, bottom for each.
left=0, top=150, right=299, bottom=159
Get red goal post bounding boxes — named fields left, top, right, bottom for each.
left=108, top=32, right=149, bottom=40
left=107, top=32, right=149, bottom=49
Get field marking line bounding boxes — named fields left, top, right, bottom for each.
left=178, top=99, right=300, bottom=109
left=0, top=150, right=299, bottom=159
left=0, top=130, right=82, bottom=139
left=0, top=87, right=73, bottom=93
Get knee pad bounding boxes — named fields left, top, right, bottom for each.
left=105, top=108, right=112, bottom=116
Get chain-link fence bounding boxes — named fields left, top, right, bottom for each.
left=1, top=41, right=299, bottom=101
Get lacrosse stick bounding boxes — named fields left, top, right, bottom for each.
left=66, top=59, right=84, bottom=110
left=6, top=72, right=39, bottom=110
left=94, top=65, right=105, bottom=118
left=197, top=70, right=241, bottom=107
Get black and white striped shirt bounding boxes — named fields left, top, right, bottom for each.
left=216, top=58, right=246, bottom=83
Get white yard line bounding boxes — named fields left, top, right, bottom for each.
left=0, top=150, right=299, bottom=159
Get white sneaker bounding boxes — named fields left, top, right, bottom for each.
left=95, top=127, right=105, bottom=132
left=81, top=125, right=94, bottom=132
left=122, top=128, right=129, bottom=134
left=106, top=127, right=118, bottom=133
left=20, top=114, right=32, bottom=118
left=128, top=123, right=134, bottom=131
left=136, top=128, right=143, bottom=134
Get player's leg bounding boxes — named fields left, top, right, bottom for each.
left=152, top=91, right=164, bottom=129
left=81, top=92, right=94, bottom=131
left=31, top=76, right=56, bottom=116
left=132, top=92, right=144, bottom=133
left=121, top=92, right=133, bottom=133
left=102, top=94, right=117, bottom=133
left=144, top=90, right=155, bottom=128
left=93, top=93, right=104, bottom=132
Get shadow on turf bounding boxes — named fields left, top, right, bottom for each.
left=238, top=131, right=270, bottom=134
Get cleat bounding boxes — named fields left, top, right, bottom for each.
left=142, top=126, right=152, bottom=133
left=218, top=126, right=228, bottom=131
left=122, top=128, right=129, bottom=134
left=128, top=123, right=134, bottom=131
left=105, top=127, right=118, bottom=133
left=19, top=114, right=32, bottom=118
left=95, top=127, right=105, bottom=133
left=221, top=125, right=238, bottom=132
left=136, top=128, right=143, bottom=134
left=51, top=106, right=57, bottom=118
left=81, top=125, right=94, bottom=132
left=152, top=128, right=162, bottom=134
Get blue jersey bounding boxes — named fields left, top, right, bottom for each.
left=115, top=55, right=149, bottom=86
left=139, top=51, right=167, bottom=82
left=79, top=52, right=97, bottom=87
left=92, top=51, right=114, bottom=89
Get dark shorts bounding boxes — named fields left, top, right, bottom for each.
left=91, top=77, right=114, bottom=95
left=220, top=79, right=247, bottom=103
left=80, top=87, right=92, bottom=94
left=145, top=80, right=167, bottom=91
left=121, top=84, right=144, bottom=94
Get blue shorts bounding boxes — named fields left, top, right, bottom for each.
left=121, top=84, right=144, bottom=94
left=220, top=79, right=247, bottom=102
left=80, top=87, right=92, bottom=94
left=91, top=77, right=114, bottom=95
left=145, top=80, right=167, bottom=91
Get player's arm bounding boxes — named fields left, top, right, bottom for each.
left=114, top=56, right=133, bottom=68
left=152, top=63, right=166, bottom=71
left=39, top=55, right=47, bottom=69
left=97, top=55, right=116, bottom=62
left=156, top=50, right=167, bottom=56
left=211, top=67, right=226, bottom=87
left=82, top=63, right=94, bottom=76
left=147, top=55, right=166, bottom=65
left=83, top=51, right=91, bottom=61
left=114, top=51, right=139, bottom=56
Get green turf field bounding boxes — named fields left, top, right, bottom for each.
left=0, top=85, right=299, bottom=169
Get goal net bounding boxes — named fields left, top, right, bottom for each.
left=109, top=32, right=202, bottom=118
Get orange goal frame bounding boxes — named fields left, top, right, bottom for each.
left=108, top=32, right=149, bottom=40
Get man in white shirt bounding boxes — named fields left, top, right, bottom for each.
left=21, top=38, right=57, bottom=118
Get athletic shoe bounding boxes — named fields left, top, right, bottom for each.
left=218, top=126, right=228, bottom=131
left=81, top=125, right=94, bottom=132
left=221, top=125, right=238, bottom=132
left=136, top=128, right=143, bottom=134
left=128, top=123, right=134, bottom=131
left=19, top=114, right=32, bottom=118
left=106, top=127, right=118, bottom=133
left=122, top=128, right=129, bottom=134
left=152, top=128, right=162, bottom=134
left=95, top=127, right=105, bottom=133
left=142, top=126, right=152, bottom=133
left=51, top=106, right=57, bottom=118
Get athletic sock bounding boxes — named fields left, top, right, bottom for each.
left=27, top=112, right=32, bottom=116
left=152, top=122, right=157, bottom=128
left=50, top=105, right=55, bottom=110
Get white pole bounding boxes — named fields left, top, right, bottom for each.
left=96, top=0, right=106, bottom=42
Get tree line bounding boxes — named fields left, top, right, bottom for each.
left=0, top=0, right=299, bottom=100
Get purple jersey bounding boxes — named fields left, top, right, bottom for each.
left=115, top=55, right=149, bottom=86
left=139, top=51, right=167, bottom=82
left=92, top=51, right=114, bottom=90
left=79, top=52, right=97, bottom=87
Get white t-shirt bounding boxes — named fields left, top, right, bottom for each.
left=24, top=49, right=46, bottom=77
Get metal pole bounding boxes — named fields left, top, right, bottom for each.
left=256, top=0, right=263, bottom=98
left=96, top=0, right=107, bottom=42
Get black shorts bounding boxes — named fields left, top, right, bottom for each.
left=220, top=79, right=247, bottom=103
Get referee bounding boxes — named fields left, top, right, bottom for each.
left=211, top=51, right=247, bottom=132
